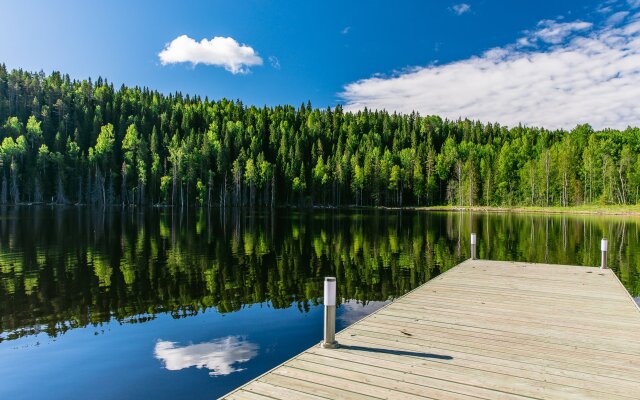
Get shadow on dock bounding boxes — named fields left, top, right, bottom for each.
left=339, top=344, right=453, bottom=360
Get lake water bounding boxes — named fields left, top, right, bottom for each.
left=0, top=207, right=638, bottom=399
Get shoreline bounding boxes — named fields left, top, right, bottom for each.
left=408, top=205, right=640, bottom=217
left=2, top=203, right=640, bottom=217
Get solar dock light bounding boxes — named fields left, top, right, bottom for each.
left=320, top=277, right=338, bottom=349
left=471, top=233, right=477, bottom=260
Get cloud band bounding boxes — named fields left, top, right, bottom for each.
left=342, top=12, right=640, bottom=130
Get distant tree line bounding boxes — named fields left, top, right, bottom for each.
left=1, top=65, right=639, bottom=208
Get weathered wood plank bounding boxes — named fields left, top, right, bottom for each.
left=404, top=291, right=638, bottom=318
left=344, top=326, right=640, bottom=374
left=220, top=260, right=640, bottom=400
left=257, top=372, right=374, bottom=400
left=242, top=381, right=326, bottom=400
left=226, top=390, right=277, bottom=400
left=371, top=311, right=640, bottom=353
left=382, top=302, right=640, bottom=334
left=304, top=342, right=640, bottom=398
left=296, top=350, right=633, bottom=400
left=358, top=317, right=640, bottom=357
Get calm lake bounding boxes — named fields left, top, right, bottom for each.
left=0, top=207, right=638, bottom=399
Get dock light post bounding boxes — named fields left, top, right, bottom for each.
left=471, top=233, right=477, bottom=260
left=601, top=238, right=608, bottom=269
left=321, top=277, right=338, bottom=349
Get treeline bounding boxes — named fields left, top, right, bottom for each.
left=1, top=65, right=639, bottom=207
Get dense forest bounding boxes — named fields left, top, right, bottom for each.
left=1, top=65, right=639, bottom=208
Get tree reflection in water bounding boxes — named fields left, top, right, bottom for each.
left=0, top=207, right=638, bottom=342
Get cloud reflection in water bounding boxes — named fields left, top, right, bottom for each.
left=154, top=336, right=258, bottom=376
left=338, top=300, right=389, bottom=325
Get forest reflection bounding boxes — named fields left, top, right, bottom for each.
left=0, top=207, right=638, bottom=342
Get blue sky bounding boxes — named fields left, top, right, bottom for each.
left=1, top=0, right=639, bottom=129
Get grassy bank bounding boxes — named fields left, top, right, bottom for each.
left=411, top=204, right=640, bottom=216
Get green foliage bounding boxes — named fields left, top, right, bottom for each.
left=25, top=116, right=42, bottom=148
left=1, top=65, right=640, bottom=206
left=3, top=116, right=23, bottom=137
left=196, top=179, right=206, bottom=205
left=160, top=175, right=171, bottom=201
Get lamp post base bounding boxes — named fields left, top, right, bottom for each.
left=320, top=340, right=339, bottom=349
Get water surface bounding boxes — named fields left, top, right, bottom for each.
left=0, top=208, right=638, bottom=399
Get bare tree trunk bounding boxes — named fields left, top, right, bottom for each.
left=589, top=168, right=593, bottom=203
left=618, top=167, right=627, bottom=204
left=469, top=170, right=474, bottom=206
left=271, top=175, right=275, bottom=208
left=171, top=164, right=177, bottom=206
left=1, top=174, right=7, bottom=204
left=96, top=167, right=106, bottom=206
left=544, top=152, right=550, bottom=207
left=486, top=173, right=491, bottom=206
left=106, top=175, right=115, bottom=205
left=10, top=158, right=19, bottom=204
left=207, top=172, right=212, bottom=208
left=56, top=171, right=66, bottom=204
left=77, top=175, right=83, bottom=205
left=602, top=157, right=608, bottom=202
left=250, top=181, right=254, bottom=207
left=562, top=171, right=567, bottom=206
left=34, top=177, right=42, bottom=203
left=139, top=183, right=145, bottom=206
left=121, top=162, right=127, bottom=207
left=458, top=163, right=463, bottom=206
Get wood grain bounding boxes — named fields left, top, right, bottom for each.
left=221, top=260, right=640, bottom=399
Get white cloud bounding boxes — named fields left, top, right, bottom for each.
left=528, top=20, right=592, bottom=44
left=341, top=11, right=640, bottom=130
left=451, top=4, right=471, bottom=15
left=630, top=0, right=640, bottom=9
left=158, top=35, right=263, bottom=74
left=607, top=11, right=630, bottom=25
left=342, top=26, right=351, bottom=34
left=598, top=6, right=613, bottom=14
left=154, top=336, right=258, bottom=376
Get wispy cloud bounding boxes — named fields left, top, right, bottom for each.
left=598, top=5, right=614, bottom=14
left=451, top=3, right=471, bottom=15
left=607, top=11, right=630, bottom=25
left=342, top=26, right=351, bottom=34
left=341, top=10, right=640, bottom=130
left=154, top=336, right=258, bottom=377
left=158, top=35, right=263, bottom=74
left=527, top=20, right=592, bottom=44
left=269, top=56, right=281, bottom=70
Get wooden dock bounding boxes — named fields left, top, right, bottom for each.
left=221, top=259, right=640, bottom=400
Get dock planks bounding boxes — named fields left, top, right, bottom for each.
left=221, top=259, right=640, bottom=399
